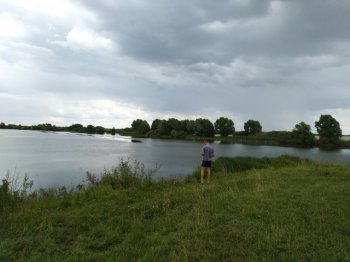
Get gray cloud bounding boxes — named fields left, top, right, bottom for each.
left=1, top=0, right=350, bottom=132
left=75, top=0, right=350, bottom=62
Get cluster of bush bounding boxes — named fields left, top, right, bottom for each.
left=0, top=172, right=33, bottom=213
left=130, top=117, right=262, bottom=139
left=281, top=115, right=343, bottom=148
left=0, top=122, right=117, bottom=135
left=66, top=124, right=108, bottom=135
left=131, top=118, right=215, bottom=138
left=0, top=159, right=157, bottom=213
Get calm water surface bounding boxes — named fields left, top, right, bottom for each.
left=1, top=130, right=350, bottom=189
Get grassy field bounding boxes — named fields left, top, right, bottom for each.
left=314, top=135, right=350, bottom=141
left=341, top=135, right=350, bottom=141
left=1, top=157, right=349, bottom=261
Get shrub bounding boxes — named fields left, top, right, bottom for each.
left=0, top=171, right=33, bottom=212
left=86, top=159, right=158, bottom=189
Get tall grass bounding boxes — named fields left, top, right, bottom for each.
left=1, top=159, right=157, bottom=212
left=86, top=159, right=158, bottom=189
left=190, top=155, right=309, bottom=180
left=0, top=169, right=33, bottom=213
left=213, top=155, right=309, bottom=173
left=1, top=156, right=349, bottom=261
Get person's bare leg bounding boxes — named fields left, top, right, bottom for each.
left=200, top=166, right=205, bottom=184
left=207, top=168, right=211, bottom=183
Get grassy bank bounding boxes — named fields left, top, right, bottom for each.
left=123, top=130, right=350, bottom=149
left=1, top=157, right=349, bottom=261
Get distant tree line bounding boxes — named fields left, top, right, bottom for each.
left=129, top=117, right=264, bottom=138
left=128, top=114, right=343, bottom=148
left=129, top=117, right=264, bottom=139
left=67, top=124, right=107, bottom=135
left=130, top=118, right=217, bottom=138
left=0, top=114, right=345, bottom=148
left=0, top=122, right=117, bottom=135
left=280, top=115, right=342, bottom=148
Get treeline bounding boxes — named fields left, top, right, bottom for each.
left=0, top=114, right=346, bottom=148
left=0, top=122, right=117, bottom=135
left=127, top=114, right=345, bottom=148
left=127, top=117, right=261, bottom=139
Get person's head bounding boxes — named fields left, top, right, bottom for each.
left=203, top=139, right=209, bottom=144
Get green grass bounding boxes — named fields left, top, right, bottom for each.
left=341, top=135, right=350, bottom=141
left=1, top=157, right=350, bottom=261
left=315, top=135, right=350, bottom=141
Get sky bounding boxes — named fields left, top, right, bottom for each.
left=0, top=0, right=349, bottom=133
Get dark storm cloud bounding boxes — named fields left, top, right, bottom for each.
left=75, top=0, right=350, bottom=63
left=73, top=0, right=272, bottom=64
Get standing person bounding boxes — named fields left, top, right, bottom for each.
left=200, top=139, right=215, bottom=184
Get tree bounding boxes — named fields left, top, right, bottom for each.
left=167, top=118, right=180, bottom=131
left=32, top=123, right=57, bottom=131
left=186, top=120, right=197, bottom=135
left=157, top=120, right=171, bottom=136
left=0, top=122, right=6, bottom=129
left=151, top=119, right=162, bottom=130
left=315, top=115, right=342, bottom=145
left=95, top=126, right=105, bottom=135
left=110, top=127, right=116, bottom=136
left=244, top=120, right=262, bottom=135
left=131, top=119, right=150, bottom=134
left=292, top=122, right=315, bottom=146
left=195, top=118, right=215, bottom=137
left=214, top=117, right=235, bottom=137
left=69, top=124, right=84, bottom=133
left=86, top=125, right=96, bottom=134
left=179, top=120, right=189, bottom=133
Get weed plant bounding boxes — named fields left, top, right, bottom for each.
left=0, top=169, right=33, bottom=213
left=86, top=159, right=157, bottom=189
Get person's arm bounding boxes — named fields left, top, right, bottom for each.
left=200, top=146, right=204, bottom=156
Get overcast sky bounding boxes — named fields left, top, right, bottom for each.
left=1, top=0, right=349, bottom=132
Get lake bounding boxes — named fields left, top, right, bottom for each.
left=1, top=129, right=350, bottom=189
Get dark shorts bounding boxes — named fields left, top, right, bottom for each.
left=201, top=161, right=212, bottom=168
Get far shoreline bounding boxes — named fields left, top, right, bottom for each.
left=2, top=128, right=350, bottom=151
